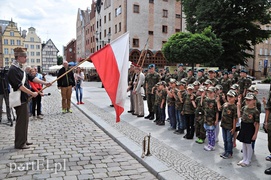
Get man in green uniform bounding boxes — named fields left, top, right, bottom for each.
left=177, top=63, right=187, bottom=81
left=145, top=64, right=160, bottom=120
left=186, top=69, right=196, bottom=85
left=197, top=69, right=206, bottom=84
left=208, top=69, right=219, bottom=86
left=264, top=89, right=271, bottom=175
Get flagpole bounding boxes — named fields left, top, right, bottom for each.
left=28, top=57, right=90, bottom=100
left=137, top=37, right=149, bottom=66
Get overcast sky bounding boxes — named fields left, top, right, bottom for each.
left=0, top=0, right=92, bottom=55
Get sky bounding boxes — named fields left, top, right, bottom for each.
left=0, top=0, right=92, bottom=55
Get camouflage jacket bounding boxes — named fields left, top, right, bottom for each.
left=240, top=106, right=259, bottom=124
left=203, top=97, right=218, bottom=126
left=182, top=93, right=196, bottom=114
left=145, top=72, right=160, bottom=94
left=221, top=103, right=237, bottom=130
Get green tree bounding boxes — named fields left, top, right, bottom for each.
left=162, top=27, right=223, bottom=68
left=57, top=55, right=63, bottom=65
left=181, top=0, right=271, bottom=69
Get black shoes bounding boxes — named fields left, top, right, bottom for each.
left=137, top=115, right=144, bottom=117
left=145, top=114, right=151, bottom=119
left=128, top=110, right=134, bottom=113
left=265, top=167, right=271, bottom=175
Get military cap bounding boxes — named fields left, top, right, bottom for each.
left=198, top=86, right=206, bottom=92
left=187, top=69, right=192, bottom=72
left=226, top=90, right=237, bottom=97
left=215, top=70, right=220, bottom=73
left=230, top=83, right=240, bottom=90
left=193, top=81, right=200, bottom=86
left=148, top=64, right=155, bottom=69
left=208, top=69, right=215, bottom=73
left=223, top=71, right=229, bottom=75
left=180, top=80, right=187, bottom=85
left=215, top=85, right=223, bottom=90
left=187, top=84, right=194, bottom=90
left=178, top=63, right=184, bottom=67
left=241, top=69, right=247, bottom=73
left=181, top=78, right=187, bottom=82
left=14, top=47, right=27, bottom=57
left=143, top=69, right=148, bottom=73
left=203, top=79, right=213, bottom=85
left=228, top=71, right=233, bottom=74
left=170, top=78, right=176, bottom=83
left=176, top=81, right=181, bottom=86
left=232, top=66, right=236, bottom=69
left=248, top=85, right=258, bottom=92
left=156, top=82, right=162, bottom=86
left=198, top=69, right=204, bottom=73
left=207, top=86, right=216, bottom=92
left=245, top=92, right=256, bottom=100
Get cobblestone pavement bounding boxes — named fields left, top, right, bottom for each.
left=0, top=85, right=157, bottom=180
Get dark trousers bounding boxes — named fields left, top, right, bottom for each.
left=185, top=114, right=195, bottom=138
left=32, top=94, right=41, bottom=116
left=168, top=105, right=176, bottom=129
left=147, top=94, right=155, bottom=113
left=158, top=106, right=165, bottom=122
left=195, top=116, right=206, bottom=140
left=14, top=103, right=29, bottom=148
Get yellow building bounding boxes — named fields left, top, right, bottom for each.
left=2, top=20, right=24, bottom=67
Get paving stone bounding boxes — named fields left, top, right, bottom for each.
left=93, top=172, right=108, bottom=179
left=65, top=170, right=80, bottom=176
left=78, top=174, right=93, bottom=180
left=33, top=173, right=51, bottom=179
left=63, top=176, right=77, bottom=180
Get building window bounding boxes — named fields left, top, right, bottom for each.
left=115, top=24, right=117, bottom=33
left=30, top=45, right=34, bottom=49
left=36, top=59, right=40, bottom=63
left=104, top=15, right=106, bottom=23
left=17, top=40, right=21, bottom=45
left=5, top=58, right=9, bottom=66
left=4, top=39, right=8, bottom=44
left=265, top=48, right=268, bottom=55
left=99, top=19, right=101, bottom=27
left=104, top=29, right=107, bottom=37
left=10, top=31, right=14, bottom=36
left=10, top=48, right=14, bottom=54
left=149, top=31, right=154, bottom=35
left=109, top=13, right=111, bottom=21
left=119, top=22, right=121, bottom=32
left=163, top=9, right=168, bottom=18
left=162, top=25, right=168, bottom=33
left=149, top=0, right=154, bottom=3
left=109, top=27, right=111, bottom=34
left=175, top=29, right=180, bottom=32
left=259, top=48, right=263, bottom=55
left=97, top=21, right=99, bottom=28
left=25, top=44, right=29, bottom=48
left=30, top=37, right=34, bottom=42
left=10, top=40, right=15, bottom=45
left=36, top=52, right=40, bottom=56
left=4, top=48, right=8, bottom=54
left=176, top=14, right=181, bottom=18
left=133, top=38, right=139, bottom=47
left=31, top=52, right=35, bottom=56
left=133, top=4, right=140, bottom=13
left=36, top=45, right=40, bottom=49
left=31, top=59, right=35, bottom=63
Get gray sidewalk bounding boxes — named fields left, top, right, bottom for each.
left=0, top=80, right=156, bottom=180
left=71, top=79, right=271, bottom=180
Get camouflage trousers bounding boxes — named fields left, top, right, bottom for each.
left=268, top=122, right=271, bottom=153
left=146, top=94, right=155, bottom=113
left=195, top=116, right=206, bottom=140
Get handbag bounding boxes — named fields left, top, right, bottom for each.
left=9, top=71, right=26, bottom=108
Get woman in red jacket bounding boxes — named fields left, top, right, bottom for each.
left=28, top=68, right=44, bottom=119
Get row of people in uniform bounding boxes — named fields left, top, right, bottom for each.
left=127, top=63, right=271, bottom=173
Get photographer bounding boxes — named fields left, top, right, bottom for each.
left=0, top=67, right=12, bottom=124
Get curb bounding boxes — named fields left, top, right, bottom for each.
left=72, top=100, right=184, bottom=180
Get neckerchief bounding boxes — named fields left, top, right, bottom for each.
left=11, top=60, right=24, bottom=70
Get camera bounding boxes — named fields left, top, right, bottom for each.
left=0, top=66, right=9, bottom=77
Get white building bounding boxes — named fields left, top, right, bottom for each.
left=41, top=39, right=59, bottom=72
left=23, top=27, right=42, bottom=67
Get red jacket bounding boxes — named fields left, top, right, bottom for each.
left=28, top=81, right=42, bottom=92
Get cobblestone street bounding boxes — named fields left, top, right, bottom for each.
left=0, top=84, right=157, bottom=180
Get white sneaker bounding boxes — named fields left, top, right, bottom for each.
left=204, top=145, right=211, bottom=151
left=37, top=115, right=43, bottom=119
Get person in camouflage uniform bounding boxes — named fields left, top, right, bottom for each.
left=232, top=66, right=239, bottom=83
left=182, top=84, right=196, bottom=139
left=196, top=69, right=206, bottom=84
left=220, top=72, right=231, bottom=94
left=238, top=69, right=252, bottom=97
left=228, top=71, right=236, bottom=85
left=207, top=69, right=219, bottom=86
left=202, top=86, right=219, bottom=151
left=145, top=64, right=161, bottom=120
left=152, top=83, right=160, bottom=123
left=237, top=93, right=260, bottom=167
left=264, top=88, right=271, bottom=175
left=172, top=69, right=178, bottom=80
left=156, top=81, right=167, bottom=125
left=219, top=90, right=237, bottom=159
left=195, top=86, right=206, bottom=144
left=164, top=71, right=172, bottom=84
left=215, top=85, right=226, bottom=143
left=193, top=81, right=200, bottom=93
left=166, top=78, right=177, bottom=130
left=186, top=69, right=196, bottom=85
left=173, top=80, right=187, bottom=134
left=177, top=63, right=187, bottom=81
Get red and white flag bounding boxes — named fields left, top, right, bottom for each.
left=90, top=33, right=129, bottom=122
